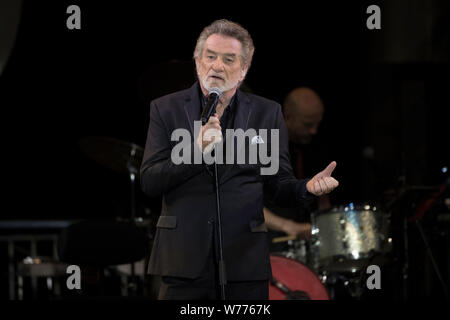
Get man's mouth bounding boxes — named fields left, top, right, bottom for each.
left=209, top=75, right=224, bottom=81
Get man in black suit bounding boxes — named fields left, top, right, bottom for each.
left=140, top=19, right=339, bottom=300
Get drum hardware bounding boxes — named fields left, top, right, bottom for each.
left=310, top=203, right=392, bottom=274
left=270, top=277, right=310, bottom=300
left=270, top=185, right=448, bottom=300
left=0, top=228, right=72, bottom=300
left=269, top=254, right=329, bottom=300
left=272, top=237, right=310, bottom=266
left=385, top=178, right=449, bottom=300
left=77, top=137, right=155, bottom=296
left=285, top=202, right=394, bottom=299
left=411, top=211, right=449, bottom=299
left=319, top=270, right=366, bottom=300
left=16, top=256, right=69, bottom=300
left=78, top=136, right=144, bottom=176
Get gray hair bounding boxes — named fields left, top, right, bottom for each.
left=193, top=19, right=255, bottom=70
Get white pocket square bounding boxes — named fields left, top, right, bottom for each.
left=251, top=135, right=265, bottom=145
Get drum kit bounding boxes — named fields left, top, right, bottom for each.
left=77, top=136, right=448, bottom=300
left=77, top=136, right=160, bottom=296
left=269, top=203, right=393, bottom=300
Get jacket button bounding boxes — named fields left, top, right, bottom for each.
left=208, top=218, right=214, bottom=225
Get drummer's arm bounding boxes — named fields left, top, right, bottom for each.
left=263, top=207, right=290, bottom=233
left=264, top=207, right=312, bottom=238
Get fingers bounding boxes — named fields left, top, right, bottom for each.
left=284, top=221, right=312, bottom=239
left=203, top=128, right=222, bottom=143
left=319, top=178, right=328, bottom=193
left=311, top=177, right=339, bottom=196
left=204, top=114, right=221, bottom=132
left=299, top=223, right=312, bottom=239
left=209, top=113, right=220, bottom=124
left=196, top=113, right=224, bottom=153
left=314, top=181, right=322, bottom=195
left=322, top=161, right=337, bottom=177
left=202, top=114, right=221, bottom=138
left=199, top=114, right=222, bottom=152
left=329, top=177, right=339, bottom=189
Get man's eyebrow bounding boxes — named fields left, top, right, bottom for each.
left=205, top=49, right=236, bottom=57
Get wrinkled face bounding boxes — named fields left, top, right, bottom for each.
left=195, top=34, right=247, bottom=94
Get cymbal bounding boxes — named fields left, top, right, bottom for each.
left=78, top=136, right=144, bottom=175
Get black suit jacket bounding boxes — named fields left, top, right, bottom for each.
left=140, top=82, right=314, bottom=281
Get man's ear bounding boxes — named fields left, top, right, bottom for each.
left=195, top=58, right=203, bottom=80
left=241, top=68, right=247, bottom=80
left=194, top=58, right=199, bottom=71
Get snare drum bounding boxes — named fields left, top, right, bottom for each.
left=310, top=203, right=391, bottom=273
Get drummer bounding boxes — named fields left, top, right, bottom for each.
left=264, top=87, right=332, bottom=244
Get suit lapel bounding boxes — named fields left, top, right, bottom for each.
left=183, top=83, right=201, bottom=138
left=182, top=82, right=215, bottom=182
left=233, top=89, right=252, bottom=133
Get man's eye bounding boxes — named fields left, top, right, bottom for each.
left=207, top=56, right=215, bottom=60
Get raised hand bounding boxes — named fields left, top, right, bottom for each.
left=306, top=161, right=339, bottom=196
left=196, top=113, right=222, bottom=153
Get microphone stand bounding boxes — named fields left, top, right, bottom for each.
left=213, top=147, right=227, bottom=300
left=201, top=89, right=226, bottom=300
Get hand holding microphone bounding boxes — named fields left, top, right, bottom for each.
left=197, top=113, right=222, bottom=153
left=197, top=87, right=223, bottom=154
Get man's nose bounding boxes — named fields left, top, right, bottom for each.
left=310, top=126, right=318, bottom=135
left=212, top=58, right=225, bottom=71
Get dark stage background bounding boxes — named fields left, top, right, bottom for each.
left=1, top=0, right=449, bottom=300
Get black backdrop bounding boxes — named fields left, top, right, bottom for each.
left=1, top=1, right=448, bottom=221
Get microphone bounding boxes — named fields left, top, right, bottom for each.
left=201, top=87, right=222, bottom=125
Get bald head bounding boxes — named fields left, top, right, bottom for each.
left=283, top=87, right=324, bottom=145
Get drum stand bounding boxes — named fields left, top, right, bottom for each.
left=389, top=180, right=449, bottom=300
left=125, top=150, right=139, bottom=296
left=320, top=270, right=365, bottom=300
left=412, top=216, right=449, bottom=299
left=270, top=276, right=310, bottom=300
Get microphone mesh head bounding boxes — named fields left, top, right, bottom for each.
left=208, top=87, right=222, bottom=97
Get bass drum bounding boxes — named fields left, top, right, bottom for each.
left=269, top=254, right=329, bottom=300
